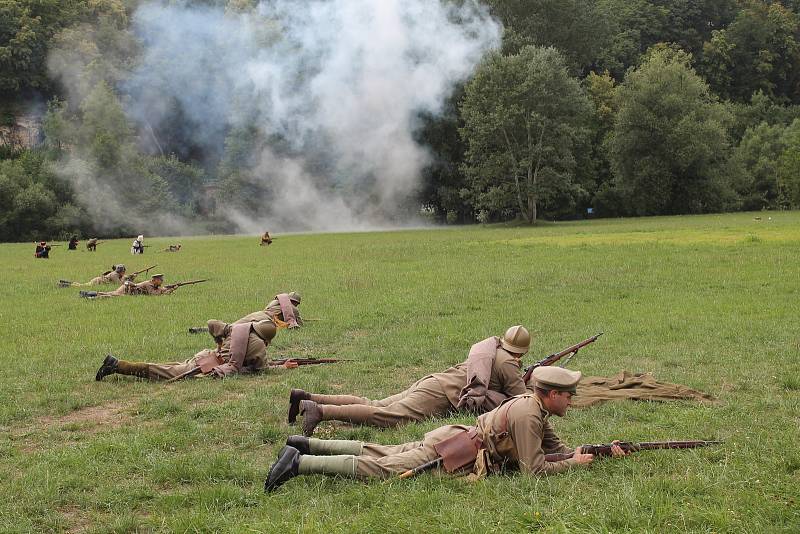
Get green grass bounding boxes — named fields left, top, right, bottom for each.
left=1, top=211, right=798, bottom=533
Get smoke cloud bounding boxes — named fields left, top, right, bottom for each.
left=51, top=0, right=502, bottom=233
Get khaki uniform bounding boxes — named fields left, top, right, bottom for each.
left=147, top=320, right=274, bottom=380
left=95, top=280, right=172, bottom=298
left=234, top=298, right=302, bottom=327
left=299, top=394, right=577, bottom=479
left=79, top=270, right=124, bottom=286
left=309, top=344, right=527, bottom=428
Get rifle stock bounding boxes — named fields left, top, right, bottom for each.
left=522, top=332, right=603, bottom=382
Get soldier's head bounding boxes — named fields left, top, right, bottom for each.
left=39, top=241, right=46, bottom=246
left=500, top=325, right=531, bottom=355
left=288, top=291, right=301, bottom=305
left=151, top=273, right=164, bottom=287
left=252, top=320, right=277, bottom=343
left=531, top=367, right=581, bottom=417
left=115, top=264, right=126, bottom=273
left=138, top=235, right=144, bottom=241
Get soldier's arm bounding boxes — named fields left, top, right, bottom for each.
left=509, top=404, right=579, bottom=475
left=540, top=419, right=573, bottom=455
left=497, top=356, right=528, bottom=396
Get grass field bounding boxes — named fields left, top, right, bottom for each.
left=1, top=212, right=798, bottom=533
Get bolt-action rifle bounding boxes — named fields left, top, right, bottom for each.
left=124, top=264, right=157, bottom=281
left=187, top=318, right=320, bottom=334
left=543, top=440, right=722, bottom=462
left=399, top=439, right=720, bottom=479
left=522, top=332, right=603, bottom=383
left=164, top=279, right=208, bottom=290
left=267, top=357, right=349, bottom=369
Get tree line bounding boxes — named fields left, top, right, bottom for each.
left=2, top=0, right=800, bottom=240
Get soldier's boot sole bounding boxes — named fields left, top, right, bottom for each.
left=288, top=389, right=310, bottom=423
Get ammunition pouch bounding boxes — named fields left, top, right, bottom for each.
left=433, top=427, right=483, bottom=473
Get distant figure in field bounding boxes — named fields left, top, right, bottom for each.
left=163, top=244, right=182, bottom=252
left=290, top=325, right=530, bottom=436
left=86, top=238, right=99, bottom=251
left=68, top=236, right=79, bottom=250
left=260, top=231, right=273, bottom=246
left=95, top=319, right=277, bottom=381
left=60, top=264, right=128, bottom=287
left=80, top=273, right=175, bottom=299
left=131, top=235, right=145, bottom=254
left=34, top=241, right=51, bottom=258
left=188, top=291, right=303, bottom=333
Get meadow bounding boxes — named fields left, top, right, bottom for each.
left=0, top=212, right=798, bottom=533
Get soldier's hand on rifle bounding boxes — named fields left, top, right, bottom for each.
left=610, top=440, right=629, bottom=457
left=209, top=367, right=224, bottom=379
left=572, top=446, right=594, bottom=465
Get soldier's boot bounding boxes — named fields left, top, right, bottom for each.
left=95, top=354, right=118, bottom=381
left=58, top=280, right=72, bottom=288
left=299, top=400, right=322, bottom=436
left=188, top=326, right=209, bottom=334
left=308, top=393, right=370, bottom=406
left=288, top=389, right=311, bottom=423
left=264, top=446, right=302, bottom=493
left=79, top=291, right=98, bottom=298
left=286, top=435, right=310, bottom=454
left=114, top=360, right=151, bottom=379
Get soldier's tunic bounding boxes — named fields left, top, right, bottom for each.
left=147, top=320, right=276, bottom=380
left=234, top=297, right=302, bottom=328
left=95, top=280, right=171, bottom=298
left=304, top=394, right=578, bottom=478
left=80, top=270, right=124, bottom=286
left=311, top=338, right=527, bottom=428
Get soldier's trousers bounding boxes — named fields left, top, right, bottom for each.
left=299, top=425, right=469, bottom=479
left=314, top=376, right=453, bottom=427
left=146, top=349, right=215, bottom=380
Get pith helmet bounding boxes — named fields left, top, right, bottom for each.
left=288, top=291, right=301, bottom=305
left=252, top=320, right=277, bottom=342
left=500, top=325, right=531, bottom=354
left=115, top=264, right=126, bottom=272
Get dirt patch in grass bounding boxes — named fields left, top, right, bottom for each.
left=59, top=505, right=91, bottom=534
left=11, top=400, right=138, bottom=450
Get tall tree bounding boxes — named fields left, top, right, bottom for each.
left=607, top=46, right=732, bottom=215
left=460, top=46, right=591, bottom=223
left=701, top=1, right=800, bottom=103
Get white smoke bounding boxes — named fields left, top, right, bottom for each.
left=55, top=0, right=502, bottom=233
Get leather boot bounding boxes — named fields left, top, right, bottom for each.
left=300, top=400, right=322, bottom=437
left=79, top=291, right=98, bottom=298
left=308, top=393, right=370, bottom=406
left=288, top=389, right=311, bottom=423
left=115, top=360, right=150, bottom=379
left=286, top=435, right=310, bottom=454
left=95, top=354, right=118, bottom=381
left=264, top=446, right=301, bottom=493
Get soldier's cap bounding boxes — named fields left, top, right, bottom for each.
left=288, top=291, right=301, bottom=305
left=115, top=264, right=125, bottom=272
left=138, top=235, right=144, bottom=240
left=500, top=325, right=531, bottom=354
left=531, top=366, right=582, bottom=394
left=151, top=273, right=164, bottom=279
